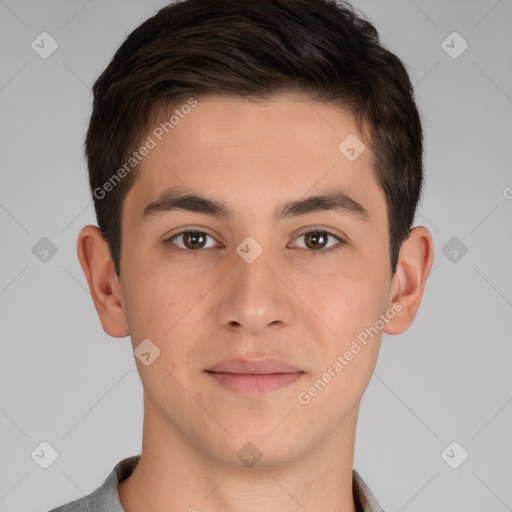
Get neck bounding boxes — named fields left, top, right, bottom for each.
left=118, top=399, right=359, bottom=512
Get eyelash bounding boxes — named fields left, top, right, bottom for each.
left=164, top=227, right=345, bottom=256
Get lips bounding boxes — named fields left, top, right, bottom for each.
left=204, top=358, right=304, bottom=395
left=205, top=357, right=302, bottom=374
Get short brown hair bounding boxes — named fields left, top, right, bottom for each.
left=85, top=0, right=424, bottom=277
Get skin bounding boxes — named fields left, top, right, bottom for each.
left=78, top=94, right=434, bottom=512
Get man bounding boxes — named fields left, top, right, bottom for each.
left=49, top=0, right=433, bottom=510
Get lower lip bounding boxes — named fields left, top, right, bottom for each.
left=205, top=371, right=304, bottom=395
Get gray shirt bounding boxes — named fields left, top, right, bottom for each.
left=48, top=455, right=385, bottom=512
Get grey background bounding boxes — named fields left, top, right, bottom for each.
left=1, top=0, right=511, bottom=510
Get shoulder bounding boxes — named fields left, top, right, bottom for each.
left=47, top=456, right=140, bottom=512
left=47, top=492, right=99, bottom=512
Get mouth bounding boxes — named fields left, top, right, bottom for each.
left=204, top=357, right=305, bottom=395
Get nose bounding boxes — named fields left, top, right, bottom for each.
left=214, top=242, right=294, bottom=335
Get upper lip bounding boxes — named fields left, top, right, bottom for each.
left=205, top=358, right=302, bottom=374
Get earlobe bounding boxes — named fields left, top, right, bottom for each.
left=76, top=225, right=130, bottom=338
left=384, top=226, right=434, bottom=335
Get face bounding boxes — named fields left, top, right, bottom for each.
left=117, top=94, right=397, bottom=466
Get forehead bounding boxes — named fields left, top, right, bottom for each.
left=123, top=95, right=385, bottom=224
left=158, top=95, right=362, bottom=162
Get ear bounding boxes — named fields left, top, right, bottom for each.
left=384, top=226, right=434, bottom=335
left=77, top=225, right=129, bottom=337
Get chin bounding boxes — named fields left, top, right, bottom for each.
left=205, top=430, right=308, bottom=469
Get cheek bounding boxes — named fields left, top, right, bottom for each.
left=305, top=265, right=390, bottom=342
left=121, top=259, right=216, bottom=351
left=120, top=264, right=175, bottom=342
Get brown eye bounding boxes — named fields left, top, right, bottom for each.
left=182, top=231, right=207, bottom=250
left=292, top=229, right=345, bottom=254
left=304, top=231, right=330, bottom=250
left=167, top=230, right=217, bottom=251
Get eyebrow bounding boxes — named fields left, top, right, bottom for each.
left=140, top=186, right=369, bottom=223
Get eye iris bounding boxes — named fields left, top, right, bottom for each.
left=305, top=231, right=328, bottom=250
left=184, top=231, right=206, bottom=250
